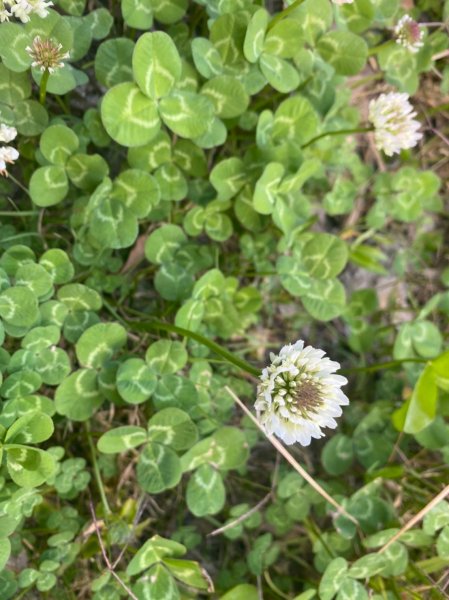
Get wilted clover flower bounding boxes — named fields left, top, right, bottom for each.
left=255, top=340, right=349, bottom=446
left=0, top=124, right=18, bottom=177
left=369, top=92, right=422, bottom=157
left=395, top=15, right=424, bottom=54
left=26, top=36, right=70, bottom=73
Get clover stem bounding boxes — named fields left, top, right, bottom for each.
left=0, top=232, right=42, bottom=244
left=39, top=69, right=50, bottom=105
left=85, top=422, right=111, bottom=516
left=427, top=102, right=449, bottom=115
left=0, top=211, right=38, bottom=216
left=6, top=173, right=31, bottom=196
left=267, top=0, right=306, bottom=30
left=349, top=72, right=384, bottom=89
left=55, top=95, right=70, bottom=115
left=342, top=357, right=428, bottom=375
left=126, top=314, right=260, bottom=378
left=264, top=571, right=291, bottom=600
left=301, top=126, right=374, bottom=150
left=367, top=40, right=394, bottom=56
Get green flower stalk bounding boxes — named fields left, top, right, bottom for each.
left=26, top=36, right=70, bottom=104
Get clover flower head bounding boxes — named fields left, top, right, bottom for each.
left=0, top=122, right=19, bottom=177
left=11, top=0, right=53, bottom=22
left=255, top=340, right=349, bottom=446
left=395, top=15, right=424, bottom=54
left=28, top=0, right=53, bottom=17
left=0, top=145, right=19, bottom=177
left=0, top=124, right=17, bottom=144
left=26, top=36, right=70, bottom=73
left=368, top=92, right=422, bottom=157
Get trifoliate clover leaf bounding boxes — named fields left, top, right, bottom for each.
left=95, top=38, right=134, bottom=88
left=244, top=8, right=269, bottom=63
left=144, top=225, right=187, bottom=265
left=0, top=371, right=42, bottom=399
left=126, top=535, right=186, bottom=577
left=21, top=325, right=59, bottom=352
left=159, top=91, right=214, bottom=139
left=116, top=358, right=157, bottom=404
left=55, top=369, right=103, bottom=421
left=191, top=37, right=223, bottom=78
left=5, top=446, right=56, bottom=488
left=66, top=153, right=109, bottom=191
left=57, top=284, right=102, bottom=312
left=75, top=323, right=127, bottom=369
left=136, top=441, right=182, bottom=494
left=127, top=130, right=172, bottom=172
left=0, top=287, right=39, bottom=329
left=0, top=245, right=36, bottom=277
left=39, top=249, right=74, bottom=285
left=29, top=166, right=69, bottom=208
left=111, top=169, right=161, bottom=219
left=201, top=75, right=249, bottom=119
left=97, top=426, right=148, bottom=454
left=154, top=164, right=187, bottom=202
left=132, top=31, right=182, bottom=99
left=121, top=0, right=153, bottom=30
left=62, top=311, right=101, bottom=344
left=101, top=82, right=161, bottom=147
left=147, top=408, right=198, bottom=450
left=152, top=374, right=196, bottom=413
left=15, top=263, right=54, bottom=300
left=5, top=412, right=54, bottom=445
left=39, top=301, right=69, bottom=328
left=39, top=124, right=79, bottom=166
left=32, top=348, right=71, bottom=386
left=145, top=340, right=188, bottom=375
left=186, top=464, right=226, bottom=517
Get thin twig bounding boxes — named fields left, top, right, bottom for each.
left=208, top=493, right=272, bottom=537
left=378, top=484, right=449, bottom=554
left=225, top=386, right=358, bottom=525
left=89, top=500, right=139, bottom=600
left=209, top=451, right=280, bottom=537
left=432, top=49, right=449, bottom=61
left=112, top=494, right=148, bottom=570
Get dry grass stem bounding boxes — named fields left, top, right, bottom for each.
left=225, top=386, right=359, bottom=525
left=208, top=492, right=272, bottom=537
left=379, top=484, right=449, bottom=554
left=89, top=500, right=139, bottom=600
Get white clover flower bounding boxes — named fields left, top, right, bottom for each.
left=0, top=124, right=17, bottom=144
left=10, top=0, right=32, bottom=21
left=368, top=92, right=423, bottom=157
left=0, top=146, right=19, bottom=177
left=26, top=36, right=70, bottom=73
left=11, top=0, right=53, bottom=22
left=0, top=121, right=19, bottom=176
left=255, top=340, right=349, bottom=446
left=29, top=0, right=53, bottom=17
left=395, top=15, right=424, bottom=54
